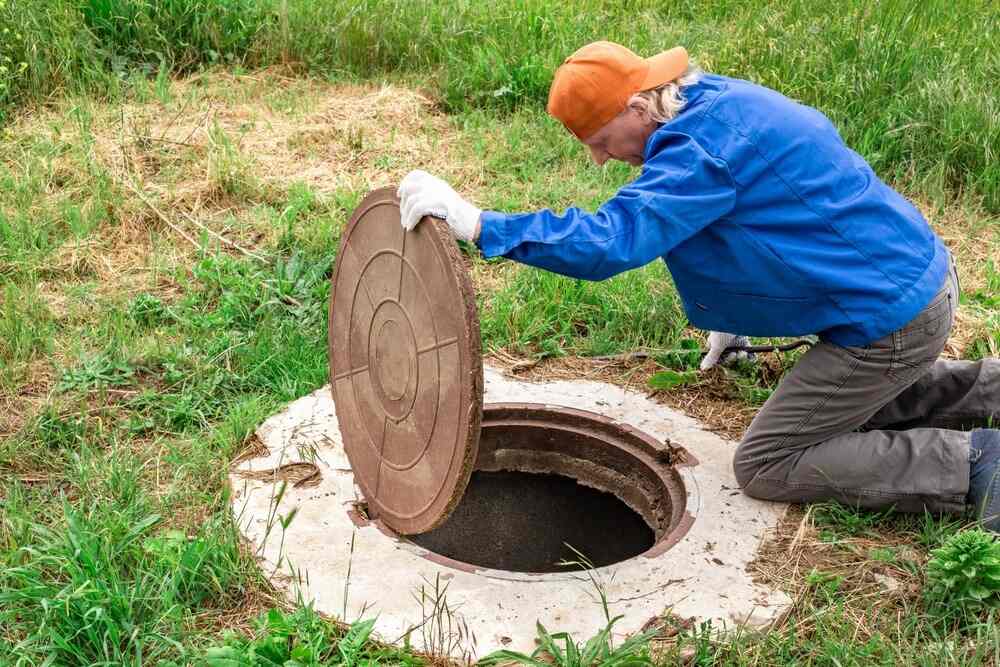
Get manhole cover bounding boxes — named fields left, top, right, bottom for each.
left=328, top=187, right=483, bottom=535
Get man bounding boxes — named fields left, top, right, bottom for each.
left=396, top=41, right=1000, bottom=528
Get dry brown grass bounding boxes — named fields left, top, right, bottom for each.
left=99, top=68, right=476, bottom=201
left=4, top=67, right=479, bottom=298
left=913, top=193, right=1000, bottom=358
left=753, top=506, right=925, bottom=608
left=0, top=359, right=55, bottom=441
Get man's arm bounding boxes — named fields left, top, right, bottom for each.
left=476, top=132, right=737, bottom=281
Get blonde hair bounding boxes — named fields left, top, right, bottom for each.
left=628, top=65, right=703, bottom=123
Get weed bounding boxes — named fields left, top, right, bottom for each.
left=925, top=529, right=1000, bottom=623
left=0, top=494, right=245, bottom=664
left=33, top=407, right=87, bottom=449
left=966, top=260, right=1000, bottom=310
left=0, top=283, right=54, bottom=388
left=648, top=369, right=698, bottom=391
left=193, top=607, right=385, bottom=667
left=142, top=521, right=242, bottom=609
left=812, top=502, right=899, bottom=541
left=404, top=573, right=476, bottom=662
left=908, top=511, right=968, bottom=550
left=128, top=293, right=172, bottom=328
left=731, top=374, right=774, bottom=407
left=480, top=616, right=655, bottom=667
left=656, top=337, right=703, bottom=371
left=805, top=567, right=845, bottom=599
left=57, top=354, right=136, bottom=392
left=207, top=122, right=260, bottom=200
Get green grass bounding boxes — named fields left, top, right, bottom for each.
left=1, top=253, right=337, bottom=663
left=0, top=2, right=999, bottom=664
left=0, top=112, right=345, bottom=659
left=189, top=607, right=420, bottom=667
left=0, top=284, right=55, bottom=389
left=480, top=261, right=687, bottom=358
left=2, top=0, right=998, bottom=210
left=1, top=484, right=246, bottom=664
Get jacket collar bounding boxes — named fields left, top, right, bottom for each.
left=642, top=76, right=716, bottom=160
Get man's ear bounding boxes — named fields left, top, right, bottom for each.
left=627, top=96, right=652, bottom=124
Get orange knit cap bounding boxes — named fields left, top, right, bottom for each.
left=547, top=42, right=689, bottom=140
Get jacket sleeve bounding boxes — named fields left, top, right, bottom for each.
left=476, top=131, right=737, bottom=281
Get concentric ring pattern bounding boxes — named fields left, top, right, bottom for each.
left=328, top=188, right=483, bottom=534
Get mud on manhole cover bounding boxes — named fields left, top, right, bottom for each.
left=328, top=187, right=483, bottom=535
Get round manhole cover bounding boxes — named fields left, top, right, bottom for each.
left=328, top=187, right=483, bottom=535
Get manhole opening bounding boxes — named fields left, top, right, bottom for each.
left=404, top=404, right=692, bottom=574
left=411, top=470, right=653, bottom=572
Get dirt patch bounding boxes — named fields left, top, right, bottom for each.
left=233, top=461, right=322, bottom=488
left=747, top=505, right=928, bottom=643
left=0, top=362, right=56, bottom=441
left=37, top=218, right=190, bottom=312
left=487, top=350, right=757, bottom=441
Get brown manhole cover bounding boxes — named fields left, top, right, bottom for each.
left=328, top=188, right=483, bottom=535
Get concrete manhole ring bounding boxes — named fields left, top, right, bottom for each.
left=231, top=368, right=791, bottom=658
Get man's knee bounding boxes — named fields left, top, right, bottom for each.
left=732, top=435, right=786, bottom=501
left=732, top=437, right=761, bottom=491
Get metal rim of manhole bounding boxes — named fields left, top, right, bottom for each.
left=328, top=187, right=483, bottom=535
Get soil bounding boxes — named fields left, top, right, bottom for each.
left=486, top=351, right=758, bottom=441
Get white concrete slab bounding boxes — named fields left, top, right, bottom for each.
left=230, top=366, right=791, bottom=659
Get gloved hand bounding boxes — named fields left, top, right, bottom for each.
left=397, top=170, right=482, bottom=243
left=700, top=331, right=752, bottom=371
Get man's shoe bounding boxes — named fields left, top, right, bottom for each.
left=968, top=429, right=1000, bottom=532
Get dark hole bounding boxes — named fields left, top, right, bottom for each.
left=409, top=470, right=654, bottom=573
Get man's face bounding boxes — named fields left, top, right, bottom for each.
left=581, top=106, right=656, bottom=167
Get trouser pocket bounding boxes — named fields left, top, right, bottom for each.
left=878, top=272, right=956, bottom=383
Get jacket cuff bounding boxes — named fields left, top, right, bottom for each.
left=475, top=210, right=509, bottom=258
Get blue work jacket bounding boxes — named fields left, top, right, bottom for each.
left=476, top=73, right=949, bottom=347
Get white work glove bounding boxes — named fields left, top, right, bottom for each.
left=700, top=331, right=752, bottom=371
left=397, top=170, right=482, bottom=243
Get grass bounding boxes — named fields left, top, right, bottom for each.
left=2, top=0, right=998, bottom=211
left=0, top=2, right=998, bottom=665
left=480, top=261, right=687, bottom=358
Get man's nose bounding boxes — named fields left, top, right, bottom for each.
left=588, top=146, right=609, bottom=166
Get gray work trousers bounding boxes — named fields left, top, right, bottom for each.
left=735, top=262, right=999, bottom=514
